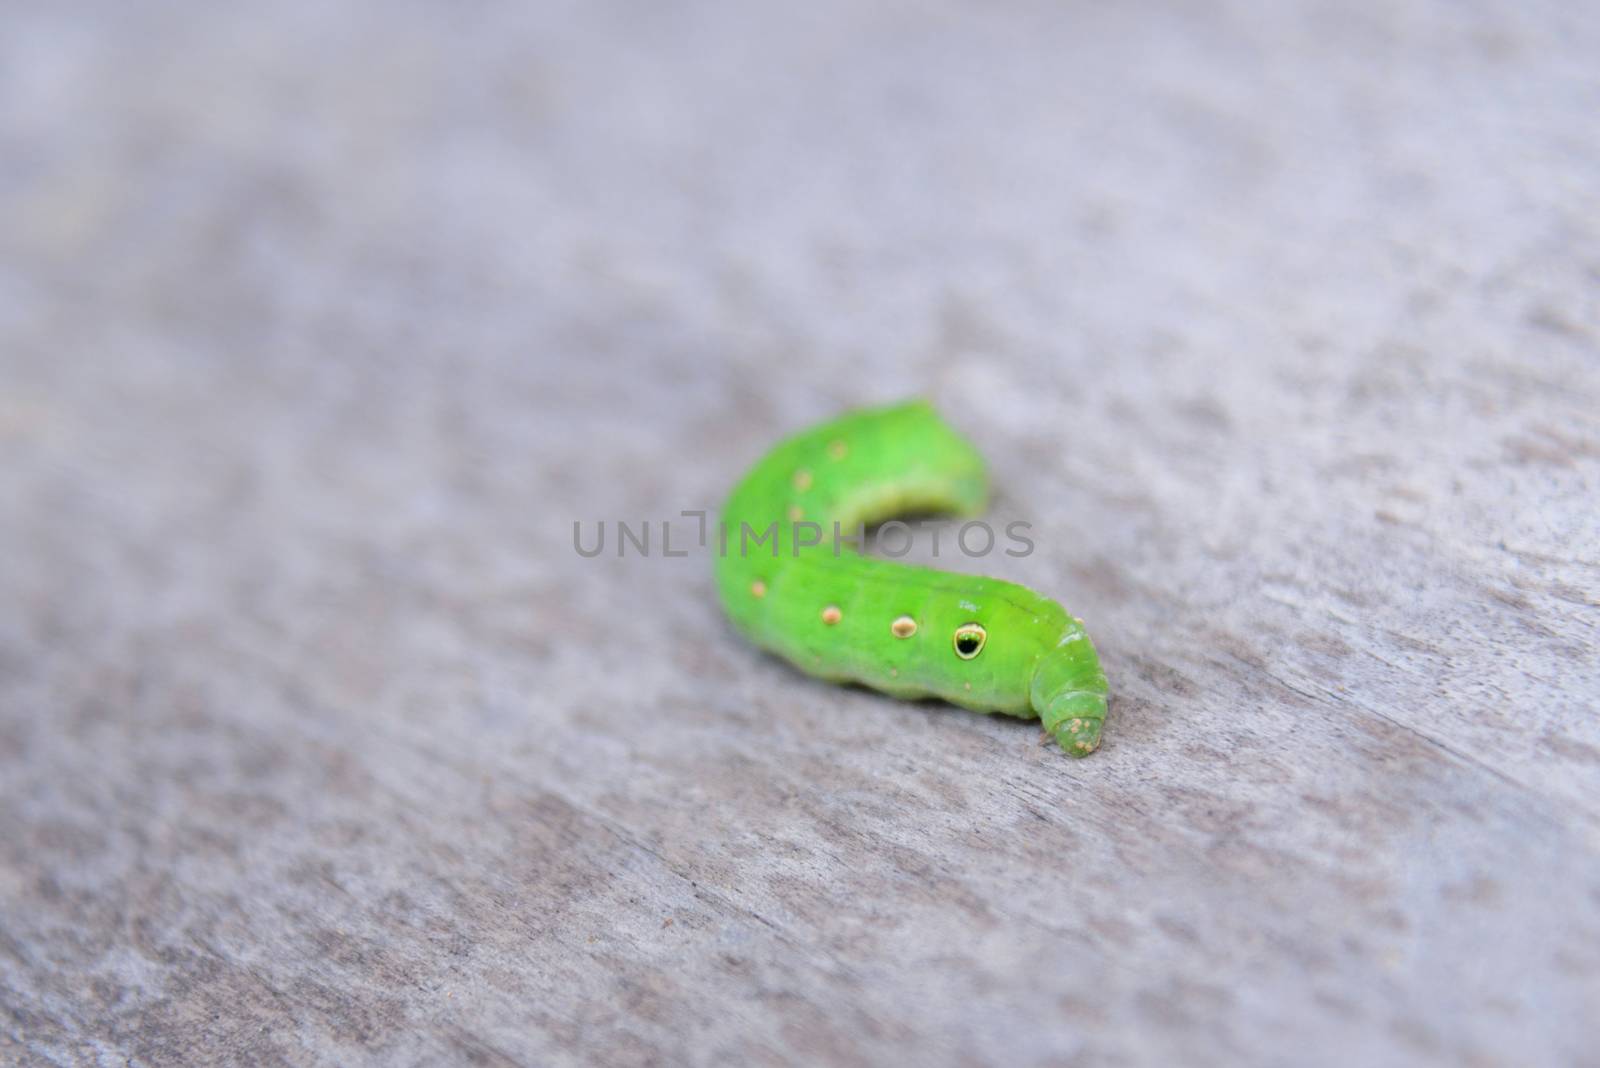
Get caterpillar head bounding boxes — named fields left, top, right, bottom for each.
left=1030, top=623, right=1110, bottom=757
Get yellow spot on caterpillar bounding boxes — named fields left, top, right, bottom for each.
left=1070, top=718, right=1082, bottom=730
left=1075, top=740, right=1093, bottom=751
left=891, top=615, right=917, bottom=638
left=793, top=469, right=813, bottom=491
left=889, top=668, right=898, bottom=678
left=788, top=504, right=804, bottom=521
left=750, top=580, right=767, bottom=598
left=964, top=682, right=972, bottom=691
left=827, top=439, right=848, bottom=461
left=821, top=605, right=842, bottom=625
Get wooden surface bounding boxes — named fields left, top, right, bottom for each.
left=3, top=2, right=1598, bottom=1065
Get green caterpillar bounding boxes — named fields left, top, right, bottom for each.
left=714, top=400, right=1110, bottom=756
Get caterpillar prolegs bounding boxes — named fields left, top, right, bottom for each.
left=714, top=400, right=1110, bottom=756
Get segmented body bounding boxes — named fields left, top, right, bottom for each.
left=714, top=400, right=1110, bottom=756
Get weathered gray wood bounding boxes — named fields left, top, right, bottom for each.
left=2, top=1, right=1598, bottom=1065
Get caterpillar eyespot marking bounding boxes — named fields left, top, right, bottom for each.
left=953, top=623, right=986, bottom=660
left=713, top=400, right=1110, bottom=757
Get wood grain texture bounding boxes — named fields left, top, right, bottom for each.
left=2, top=2, right=1597, bottom=1065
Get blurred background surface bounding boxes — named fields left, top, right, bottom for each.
left=2, top=1, right=1597, bottom=1065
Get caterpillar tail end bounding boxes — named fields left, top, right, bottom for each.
left=1042, top=691, right=1107, bottom=757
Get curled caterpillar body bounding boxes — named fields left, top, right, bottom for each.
left=715, top=400, right=1111, bottom=756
